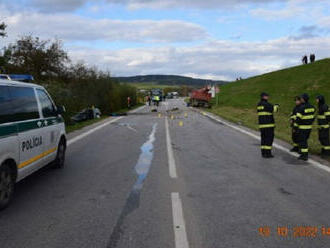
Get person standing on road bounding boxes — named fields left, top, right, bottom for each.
left=257, top=92, right=279, bottom=158
left=127, top=96, right=131, bottom=109
left=154, top=95, right=160, bottom=107
left=290, top=96, right=302, bottom=152
left=316, top=95, right=330, bottom=156
left=296, top=93, right=316, bottom=161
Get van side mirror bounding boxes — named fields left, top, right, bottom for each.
left=56, top=105, right=66, bottom=115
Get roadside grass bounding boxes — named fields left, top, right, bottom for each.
left=66, top=104, right=144, bottom=133
left=115, top=103, right=144, bottom=114
left=66, top=116, right=108, bottom=133
left=209, top=59, right=330, bottom=157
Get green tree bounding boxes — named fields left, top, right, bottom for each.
left=0, top=22, right=6, bottom=37
left=4, top=36, right=69, bottom=80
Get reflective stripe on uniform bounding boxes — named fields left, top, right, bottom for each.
left=325, top=112, right=330, bottom=116
left=290, top=115, right=296, bottom=120
left=296, top=113, right=303, bottom=118
left=259, top=124, right=275, bottom=128
left=257, top=106, right=264, bottom=110
left=318, top=115, right=326, bottom=119
left=261, top=146, right=272, bottom=150
left=299, top=115, right=314, bottom=120
left=293, top=123, right=299, bottom=127
left=301, top=148, right=309, bottom=153
left=319, top=124, right=330, bottom=129
left=293, top=143, right=298, bottom=147
left=298, top=125, right=312, bottom=129
left=304, top=108, right=315, bottom=113
left=274, top=105, right=279, bottom=113
left=323, top=146, right=330, bottom=150
left=258, top=112, right=273, bottom=116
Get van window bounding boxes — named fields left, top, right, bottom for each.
left=36, top=89, right=56, bottom=118
left=9, top=87, right=39, bottom=122
left=0, top=86, right=14, bottom=124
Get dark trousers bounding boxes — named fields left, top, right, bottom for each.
left=319, top=128, right=330, bottom=153
left=260, top=127, right=274, bottom=155
left=297, top=129, right=311, bottom=157
left=292, top=128, right=299, bottom=147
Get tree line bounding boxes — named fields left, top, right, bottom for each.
left=0, top=22, right=137, bottom=124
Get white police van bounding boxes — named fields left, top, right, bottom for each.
left=0, top=79, right=66, bottom=210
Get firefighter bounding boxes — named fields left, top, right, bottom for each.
left=296, top=93, right=316, bottom=161
left=290, top=96, right=302, bottom=152
left=154, top=95, right=160, bottom=107
left=316, top=95, right=330, bottom=156
left=257, top=92, right=279, bottom=158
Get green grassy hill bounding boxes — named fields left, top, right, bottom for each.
left=115, top=74, right=227, bottom=87
left=211, top=58, right=330, bottom=155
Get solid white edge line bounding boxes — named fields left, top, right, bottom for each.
left=67, top=117, right=123, bottom=146
left=171, top=192, right=190, bottom=248
left=130, top=105, right=146, bottom=113
left=202, top=111, right=330, bottom=173
left=67, top=105, right=146, bottom=146
left=166, top=117, right=178, bottom=178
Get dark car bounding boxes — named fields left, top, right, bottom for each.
left=71, top=108, right=101, bottom=122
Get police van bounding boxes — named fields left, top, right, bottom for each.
left=0, top=79, right=66, bottom=210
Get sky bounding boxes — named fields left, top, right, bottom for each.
left=1, top=0, right=330, bottom=81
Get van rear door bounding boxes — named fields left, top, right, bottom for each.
left=8, top=86, right=44, bottom=179
left=0, top=86, right=19, bottom=170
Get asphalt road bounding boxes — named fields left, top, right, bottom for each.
left=1, top=98, right=330, bottom=248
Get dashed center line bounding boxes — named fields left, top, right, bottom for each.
left=171, top=192, right=190, bottom=248
left=166, top=117, right=178, bottom=178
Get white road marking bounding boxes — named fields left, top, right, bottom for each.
left=171, top=192, right=190, bottom=248
left=202, top=111, right=330, bottom=173
left=68, top=117, right=123, bottom=146
left=166, top=117, right=178, bottom=178
left=67, top=105, right=146, bottom=146
left=130, top=105, right=146, bottom=113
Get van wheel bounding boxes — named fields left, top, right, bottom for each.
left=54, top=140, right=66, bottom=169
left=0, top=163, right=15, bottom=210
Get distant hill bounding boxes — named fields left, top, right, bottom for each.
left=115, top=75, right=227, bottom=87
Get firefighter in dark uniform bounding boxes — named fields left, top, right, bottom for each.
left=257, top=92, right=279, bottom=158
left=296, top=93, right=316, bottom=161
left=316, top=95, right=330, bottom=156
left=290, top=96, right=302, bottom=152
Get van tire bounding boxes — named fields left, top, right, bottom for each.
left=0, top=163, right=15, bottom=211
left=53, top=139, right=66, bottom=169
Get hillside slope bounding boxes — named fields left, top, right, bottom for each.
left=211, top=58, right=330, bottom=155
left=115, top=74, right=227, bottom=87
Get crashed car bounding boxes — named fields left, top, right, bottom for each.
left=71, top=108, right=101, bottom=122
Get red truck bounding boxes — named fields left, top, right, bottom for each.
left=190, top=86, right=212, bottom=108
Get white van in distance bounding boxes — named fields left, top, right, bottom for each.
left=0, top=79, right=67, bottom=210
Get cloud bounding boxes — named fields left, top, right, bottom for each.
left=29, top=0, right=87, bottom=12
left=250, top=0, right=304, bottom=20
left=67, top=36, right=330, bottom=80
left=2, top=9, right=207, bottom=43
left=250, top=0, right=328, bottom=21
left=112, top=0, right=287, bottom=10
left=6, top=0, right=288, bottom=12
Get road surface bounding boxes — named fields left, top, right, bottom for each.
left=1, top=98, right=330, bottom=248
